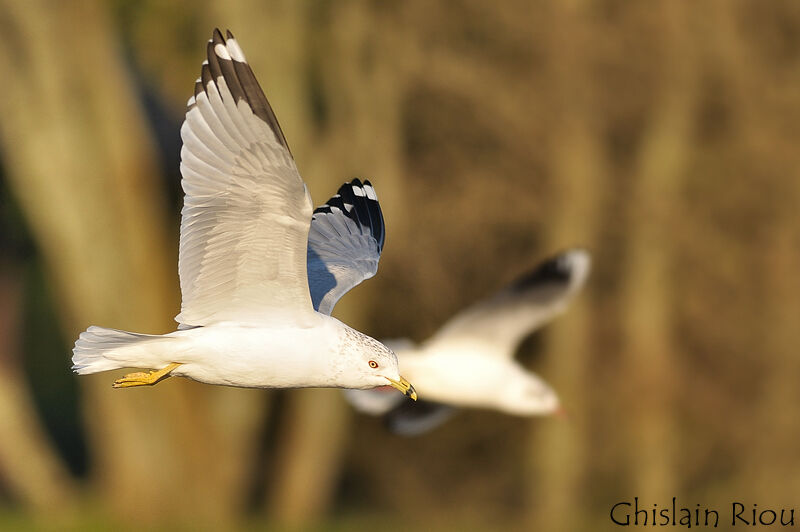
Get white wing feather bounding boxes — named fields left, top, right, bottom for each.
left=176, top=30, right=314, bottom=327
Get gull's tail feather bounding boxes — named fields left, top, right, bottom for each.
left=71, top=326, right=167, bottom=375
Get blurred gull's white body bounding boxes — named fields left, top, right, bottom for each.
left=397, top=349, right=559, bottom=415
left=345, top=249, right=591, bottom=434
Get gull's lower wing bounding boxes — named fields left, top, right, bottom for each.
left=343, top=387, right=405, bottom=416
left=385, top=400, right=457, bottom=436
left=307, top=179, right=385, bottom=315
left=423, top=249, right=592, bottom=357
left=177, top=29, right=314, bottom=327
left=344, top=388, right=457, bottom=436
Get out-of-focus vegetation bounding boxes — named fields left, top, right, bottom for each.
left=0, top=0, right=798, bottom=529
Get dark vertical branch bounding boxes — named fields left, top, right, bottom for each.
left=0, top=0, right=217, bottom=521
left=0, top=264, right=77, bottom=512
left=619, top=0, right=697, bottom=498
left=525, top=2, right=605, bottom=529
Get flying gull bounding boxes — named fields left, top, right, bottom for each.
left=71, top=29, right=416, bottom=400
left=344, top=249, right=591, bottom=435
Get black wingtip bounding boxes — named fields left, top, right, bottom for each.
left=195, top=28, right=292, bottom=154
left=312, top=180, right=386, bottom=251
left=200, top=63, right=213, bottom=88
left=511, top=249, right=591, bottom=292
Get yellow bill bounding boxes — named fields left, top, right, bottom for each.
left=385, top=375, right=418, bottom=401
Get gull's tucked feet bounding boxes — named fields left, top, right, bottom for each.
left=112, top=363, right=181, bottom=388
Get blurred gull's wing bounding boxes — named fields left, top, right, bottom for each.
left=307, top=179, right=385, bottom=315
left=343, top=387, right=405, bottom=416
left=423, top=249, right=591, bottom=358
left=177, top=29, right=314, bottom=327
left=345, top=389, right=457, bottom=436
left=385, top=400, right=457, bottom=436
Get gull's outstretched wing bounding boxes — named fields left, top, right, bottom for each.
left=423, top=249, right=592, bottom=357
left=177, top=29, right=314, bottom=327
left=307, top=179, right=385, bottom=315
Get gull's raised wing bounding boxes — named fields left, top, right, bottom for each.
left=422, top=249, right=591, bottom=357
left=307, top=179, right=385, bottom=315
left=177, top=29, right=314, bottom=327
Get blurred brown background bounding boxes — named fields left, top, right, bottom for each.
left=0, top=0, right=799, bottom=530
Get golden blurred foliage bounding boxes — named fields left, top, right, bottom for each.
left=0, top=0, right=798, bottom=529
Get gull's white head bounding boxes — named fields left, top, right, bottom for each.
left=338, top=327, right=417, bottom=400
left=498, top=372, right=560, bottom=415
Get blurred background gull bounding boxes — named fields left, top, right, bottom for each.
left=0, top=1, right=799, bottom=530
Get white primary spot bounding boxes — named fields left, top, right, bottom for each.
left=363, top=184, right=377, bottom=200
left=343, top=202, right=354, bottom=212
left=202, top=59, right=209, bottom=66
left=352, top=186, right=366, bottom=197
left=565, top=250, right=591, bottom=287
left=226, top=38, right=247, bottom=62
left=214, top=43, right=231, bottom=60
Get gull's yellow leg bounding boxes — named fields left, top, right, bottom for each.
left=112, top=363, right=182, bottom=389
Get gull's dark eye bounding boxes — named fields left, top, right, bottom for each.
left=368, top=360, right=379, bottom=369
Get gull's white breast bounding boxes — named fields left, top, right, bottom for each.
left=168, top=316, right=343, bottom=388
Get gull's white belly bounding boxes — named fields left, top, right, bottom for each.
left=167, top=322, right=339, bottom=388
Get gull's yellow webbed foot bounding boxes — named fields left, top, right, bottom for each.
left=112, top=363, right=182, bottom=388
